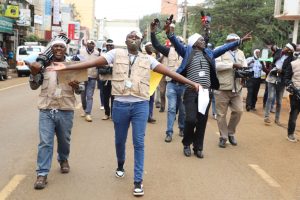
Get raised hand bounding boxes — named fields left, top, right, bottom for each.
left=27, top=62, right=42, bottom=76
left=241, top=31, right=252, bottom=43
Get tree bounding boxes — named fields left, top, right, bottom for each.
left=187, top=0, right=295, bottom=55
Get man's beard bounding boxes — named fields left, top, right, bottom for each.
left=127, top=40, right=139, bottom=51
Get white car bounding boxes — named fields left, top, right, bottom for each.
left=16, top=45, right=45, bottom=77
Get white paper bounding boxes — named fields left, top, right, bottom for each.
left=198, top=89, right=210, bottom=115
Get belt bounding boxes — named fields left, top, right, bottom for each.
left=170, top=80, right=184, bottom=85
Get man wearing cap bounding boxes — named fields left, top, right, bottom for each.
left=164, top=23, right=251, bottom=156
left=50, top=30, right=200, bottom=196
left=151, top=21, right=185, bottom=142
left=78, top=39, right=99, bottom=122
left=264, top=43, right=296, bottom=126
left=215, top=34, right=248, bottom=148
left=28, top=38, right=82, bottom=189
left=284, top=50, right=300, bottom=142
left=246, top=49, right=264, bottom=112
left=99, top=39, right=115, bottom=120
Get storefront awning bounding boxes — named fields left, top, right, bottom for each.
left=0, top=16, right=15, bottom=34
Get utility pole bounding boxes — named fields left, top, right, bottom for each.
left=182, top=0, right=188, bottom=42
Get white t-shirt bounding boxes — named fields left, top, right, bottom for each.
left=103, top=49, right=160, bottom=102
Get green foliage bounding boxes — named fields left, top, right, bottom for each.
left=187, top=0, right=295, bottom=55
left=24, top=35, right=40, bottom=42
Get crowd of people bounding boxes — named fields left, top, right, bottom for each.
left=27, top=18, right=300, bottom=197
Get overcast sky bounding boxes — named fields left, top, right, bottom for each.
left=95, top=0, right=203, bottom=20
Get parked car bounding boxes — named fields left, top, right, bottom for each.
left=16, top=44, right=45, bottom=77
left=0, top=54, right=8, bottom=81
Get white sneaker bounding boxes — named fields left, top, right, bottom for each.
left=133, top=182, right=144, bottom=196
left=85, top=115, right=92, bottom=122
left=80, top=113, right=86, bottom=117
left=115, top=168, right=125, bottom=178
left=100, top=106, right=104, bottom=110
left=287, top=134, right=298, bottom=142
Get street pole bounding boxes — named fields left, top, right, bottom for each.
left=292, top=20, right=299, bottom=44
left=182, top=0, right=188, bottom=42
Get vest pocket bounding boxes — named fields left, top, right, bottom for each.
left=112, top=80, right=125, bottom=95
left=40, top=75, right=50, bottom=96
left=139, top=80, right=149, bottom=98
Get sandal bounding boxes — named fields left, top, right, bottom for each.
left=34, top=175, right=47, bottom=190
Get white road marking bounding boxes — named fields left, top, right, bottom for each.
left=0, top=83, right=28, bottom=92
left=249, top=164, right=280, bottom=187
left=0, top=175, right=26, bottom=200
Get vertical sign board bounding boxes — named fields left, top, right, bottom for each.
left=52, top=0, right=60, bottom=26
left=74, top=22, right=80, bottom=40
left=44, top=0, right=52, bottom=31
left=68, top=24, right=75, bottom=40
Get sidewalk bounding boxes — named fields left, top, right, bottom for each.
left=242, top=83, right=300, bottom=134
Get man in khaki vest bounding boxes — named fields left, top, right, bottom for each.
left=78, top=40, right=99, bottom=122
left=215, top=33, right=247, bottom=148
left=51, top=30, right=199, bottom=196
left=28, top=39, right=82, bottom=189
left=284, top=55, right=300, bottom=142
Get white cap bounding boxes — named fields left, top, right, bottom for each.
left=188, top=33, right=203, bottom=46
left=145, top=42, right=152, bottom=46
left=130, top=30, right=143, bottom=39
left=51, top=39, right=67, bottom=47
left=226, top=33, right=240, bottom=41
left=170, top=23, right=175, bottom=28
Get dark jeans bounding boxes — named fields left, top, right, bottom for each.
left=246, top=78, right=261, bottom=109
left=182, top=89, right=211, bottom=151
left=97, top=80, right=105, bottom=107
left=102, top=80, right=114, bottom=116
left=288, top=94, right=300, bottom=135
left=149, top=93, right=155, bottom=118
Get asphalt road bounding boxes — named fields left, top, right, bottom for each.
left=0, top=77, right=300, bottom=200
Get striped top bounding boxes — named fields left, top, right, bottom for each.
left=186, top=50, right=211, bottom=89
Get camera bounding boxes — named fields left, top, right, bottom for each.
left=166, top=14, right=173, bottom=23
left=287, top=83, right=300, bottom=100
left=234, top=67, right=254, bottom=79
left=36, top=33, right=71, bottom=72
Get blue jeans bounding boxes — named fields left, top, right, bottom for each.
left=98, top=80, right=105, bottom=107
left=112, top=100, right=149, bottom=183
left=37, top=109, right=74, bottom=176
left=149, top=94, right=155, bottom=118
left=166, top=82, right=185, bottom=136
left=264, top=82, right=285, bottom=121
left=84, top=78, right=96, bottom=114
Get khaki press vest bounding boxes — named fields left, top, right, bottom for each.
left=38, top=70, right=76, bottom=110
left=165, top=47, right=183, bottom=82
left=112, top=49, right=151, bottom=100
left=80, top=49, right=99, bottom=78
left=216, top=49, right=246, bottom=92
left=291, top=59, right=300, bottom=89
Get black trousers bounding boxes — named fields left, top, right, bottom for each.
left=246, top=78, right=261, bottom=109
left=288, top=94, right=300, bottom=135
left=102, top=80, right=114, bottom=116
left=182, top=89, right=211, bottom=151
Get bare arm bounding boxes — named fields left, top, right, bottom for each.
left=153, top=64, right=201, bottom=91
left=52, top=56, right=108, bottom=71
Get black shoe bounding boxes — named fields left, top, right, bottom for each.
left=165, top=135, right=172, bottom=143
left=147, top=117, right=156, bottom=124
left=219, top=137, right=227, bottom=148
left=59, top=160, right=70, bottom=173
left=133, top=182, right=144, bottom=196
left=183, top=146, right=191, bottom=157
left=228, top=135, right=237, bottom=146
left=159, top=108, right=165, bottom=112
left=194, top=150, right=204, bottom=158
left=251, top=108, right=257, bottom=111
left=179, top=130, right=184, bottom=137
left=246, top=105, right=251, bottom=112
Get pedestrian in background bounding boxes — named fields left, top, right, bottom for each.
left=215, top=33, right=248, bottom=148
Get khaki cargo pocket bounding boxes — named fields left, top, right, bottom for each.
left=139, top=80, right=150, bottom=98
left=112, top=80, right=125, bottom=95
